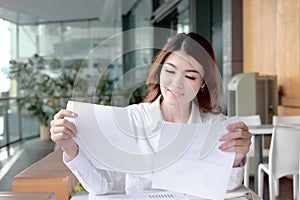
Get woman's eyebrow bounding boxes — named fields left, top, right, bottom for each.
left=164, top=62, right=177, bottom=69
left=185, top=69, right=200, bottom=74
left=164, top=62, right=200, bottom=74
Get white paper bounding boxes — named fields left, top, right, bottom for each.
left=152, top=117, right=237, bottom=200
left=66, top=101, right=148, bottom=173
left=66, top=101, right=237, bottom=200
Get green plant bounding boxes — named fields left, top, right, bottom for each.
left=95, top=73, right=115, bottom=105
left=9, top=54, right=78, bottom=127
left=129, top=84, right=148, bottom=104
left=9, top=54, right=118, bottom=126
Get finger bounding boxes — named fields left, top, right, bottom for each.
left=51, top=125, right=77, bottom=138
left=219, top=138, right=251, bottom=152
left=219, top=146, right=249, bottom=158
left=51, top=118, right=78, bottom=135
left=51, top=132, right=70, bottom=143
left=221, top=145, right=249, bottom=156
left=54, top=109, right=78, bottom=120
left=220, top=129, right=252, bottom=141
left=227, top=121, right=249, bottom=131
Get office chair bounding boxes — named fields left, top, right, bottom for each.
left=258, top=127, right=300, bottom=200
left=273, top=115, right=300, bottom=198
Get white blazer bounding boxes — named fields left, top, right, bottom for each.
left=64, top=96, right=244, bottom=195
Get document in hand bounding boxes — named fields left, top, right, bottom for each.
left=66, top=101, right=237, bottom=200
left=151, top=117, right=237, bottom=200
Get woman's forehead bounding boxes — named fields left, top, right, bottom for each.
left=165, top=51, right=204, bottom=74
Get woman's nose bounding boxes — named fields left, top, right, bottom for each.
left=171, top=74, right=184, bottom=89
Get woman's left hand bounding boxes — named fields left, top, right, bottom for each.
left=218, top=121, right=252, bottom=168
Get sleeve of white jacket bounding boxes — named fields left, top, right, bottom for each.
left=227, top=166, right=244, bottom=191
left=63, top=148, right=123, bottom=195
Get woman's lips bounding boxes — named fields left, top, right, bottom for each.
left=167, top=89, right=183, bottom=97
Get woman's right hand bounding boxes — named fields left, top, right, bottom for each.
left=50, top=109, right=79, bottom=160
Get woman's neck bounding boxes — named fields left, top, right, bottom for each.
left=160, top=101, right=191, bottom=123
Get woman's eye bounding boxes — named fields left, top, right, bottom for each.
left=185, top=75, right=196, bottom=80
left=165, top=69, right=175, bottom=74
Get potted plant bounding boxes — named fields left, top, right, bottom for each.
left=9, top=54, right=118, bottom=139
left=9, top=54, right=78, bottom=139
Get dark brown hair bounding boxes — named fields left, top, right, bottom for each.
left=144, top=32, right=219, bottom=113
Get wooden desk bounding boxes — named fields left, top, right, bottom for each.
left=0, top=192, right=55, bottom=200
left=12, top=148, right=77, bottom=200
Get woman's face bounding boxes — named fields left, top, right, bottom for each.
left=159, top=51, right=204, bottom=107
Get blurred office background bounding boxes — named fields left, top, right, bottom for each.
left=0, top=0, right=299, bottom=198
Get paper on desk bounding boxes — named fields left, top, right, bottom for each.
left=66, top=101, right=237, bottom=200
left=152, top=117, right=237, bottom=200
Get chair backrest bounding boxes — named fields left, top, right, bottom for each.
left=238, top=115, right=262, bottom=126
left=269, top=127, right=300, bottom=179
left=273, top=115, right=300, bottom=126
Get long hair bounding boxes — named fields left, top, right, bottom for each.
left=144, top=32, right=219, bottom=113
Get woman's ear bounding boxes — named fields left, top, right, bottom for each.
left=200, top=84, right=206, bottom=92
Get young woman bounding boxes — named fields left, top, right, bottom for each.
left=50, top=32, right=251, bottom=195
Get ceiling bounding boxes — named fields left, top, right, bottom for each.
left=0, top=0, right=137, bottom=25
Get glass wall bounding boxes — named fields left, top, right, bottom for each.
left=0, top=19, right=11, bottom=94
left=115, top=0, right=153, bottom=105
left=2, top=6, right=125, bottom=145
left=152, top=0, right=189, bottom=33
left=0, top=98, right=9, bottom=147
left=19, top=25, right=37, bottom=58
left=38, top=23, right=61, bottom=59
left=130, top=0, right=153, bottom=91
left=0, top=0, right=160, bottom=146
left=175, top=0, right=189, bottom=33
left=10, top=23, right=17, bottom=60
left=0, top=97, right=28, bottom=147
left=0, top=19, right=18, bottom=146
left=0, top=0, right=166, bottom=147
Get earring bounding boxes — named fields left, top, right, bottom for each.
left=201, top=84, right=205, bottom=92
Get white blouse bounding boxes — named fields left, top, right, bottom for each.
left=63, top=97, right=244, bottom=195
